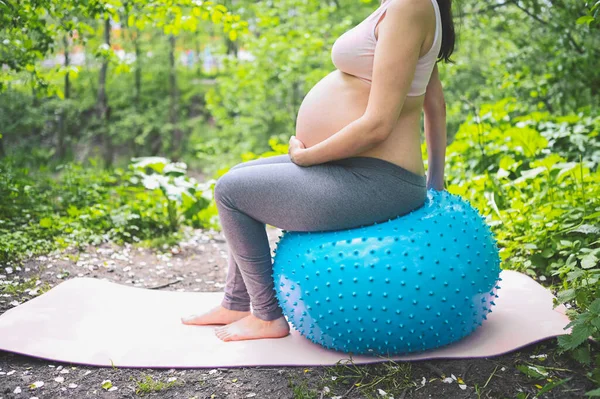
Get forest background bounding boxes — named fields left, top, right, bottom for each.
left=1, top=0, right=599, bottom=395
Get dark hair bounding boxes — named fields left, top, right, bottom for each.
left=436, top=0, right=456, bottom=63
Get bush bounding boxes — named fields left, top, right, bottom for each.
left=438, top=97, right=599, bottom=369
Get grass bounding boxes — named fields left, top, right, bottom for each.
left=323, top=357, right=414, bottom=398
left=136, top=231, right=185, bottom=250
left=288, top=377, right=320, bottom=399
left=0, top=276, right=52, bottom=296
left=130, top=373, right=182, bottom=396
left=286, top=357, right=414, bottom=399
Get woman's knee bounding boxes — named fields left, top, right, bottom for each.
left=214, top=171, right=241, bottom=208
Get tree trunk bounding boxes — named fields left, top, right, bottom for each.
left=134, top=32, right=141, bottom=108
left=131, top=27, right=143, bottom=157
left=97, top=18, right=113, bottom=168
left=169, top=34, right=183, bottom=161
left=56, top=34, right=70, bottom=160
left=64, top=35, right=71, bottom=100
left=195, top=35, right=202, bottom=77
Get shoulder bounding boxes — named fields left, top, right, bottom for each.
left=386, top=0, right=432, bottom=21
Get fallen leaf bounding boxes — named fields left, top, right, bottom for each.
left=530, top=354, right=547, bottom=359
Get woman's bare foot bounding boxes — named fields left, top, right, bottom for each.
left=214, top=314, right=290, bottom=342
left=181, top=305, right=251, bottom=326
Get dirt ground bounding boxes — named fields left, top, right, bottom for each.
left=0, top=225, right=597, bottom=398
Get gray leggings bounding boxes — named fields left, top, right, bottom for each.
left=214, top=154, right=427, bottom=321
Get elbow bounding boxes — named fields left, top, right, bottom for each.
left=423, top=95, right=446, bottom=115
left=423, top=80, right=446, bottom=114
left=365, top=116, right=393, bottom=142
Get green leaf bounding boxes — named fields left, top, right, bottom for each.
left=571, top=224, right=600, bottom=235
left=535, top=377, right=571, bottom=397
left=556, top=288, right=576, bottom=303
left=576, top=15, right=594, bottom=25
left=541, top=248, right=555, bottom=258
left=39, top=218, right=52, bottom=228
left=516, top=364, right=549, bottom=379
left=581, top=253, right=599, bottom=269
left=586, top=387, right=600, bottom=397
left=571, top=344, right=591, bottom=365
left=564, top=323, right=594, bottom=350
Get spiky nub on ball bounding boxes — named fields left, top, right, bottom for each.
left=271, top=189, right=502, bottom=356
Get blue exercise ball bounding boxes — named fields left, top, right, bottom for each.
left=271, top=189, right=502, bottom=356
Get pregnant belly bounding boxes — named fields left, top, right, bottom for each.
left=295, top=70, right=371, bottom=148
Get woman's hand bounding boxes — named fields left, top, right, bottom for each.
left=426, top=172, right=445, bottom=191
left=288, top=135, right=310, bottom=166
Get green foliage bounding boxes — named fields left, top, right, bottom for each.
left=129, top=373, right=182, bottom=396
left=1, top=0, right=599, bottom=392
left=203, top=0, right=357, bottom=164
left=0, top=156, right=214, bottom=263
left=0, top=0, right=248, bottom=91
left=446, top=1, right=600, bottom=115
left=438, top=97, right=599, bottom=369
left=577, top=1, right=600, bottom=27
left=129, top=156, right=214, bottom=231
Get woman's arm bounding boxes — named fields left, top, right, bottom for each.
left=294, top=0, right=429, bottom=167
left=423, top=63, right=447, bottom=191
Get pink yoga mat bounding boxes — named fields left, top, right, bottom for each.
left=0, top=270, right=572, bottom=368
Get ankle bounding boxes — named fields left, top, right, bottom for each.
left=221, top=304, right=251, bottom=313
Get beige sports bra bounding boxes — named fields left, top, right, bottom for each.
left=331, top=0, right=442, bottom=96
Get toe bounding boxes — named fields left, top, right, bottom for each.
left=216, top=328, right=227, bottom=339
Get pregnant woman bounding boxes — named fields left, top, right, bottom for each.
left=182, top=0, right=455, bottom=342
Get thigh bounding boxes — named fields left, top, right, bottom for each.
left=215, top=161, right=422, bottom=232
left=229, top=154, right=292, bottom=171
